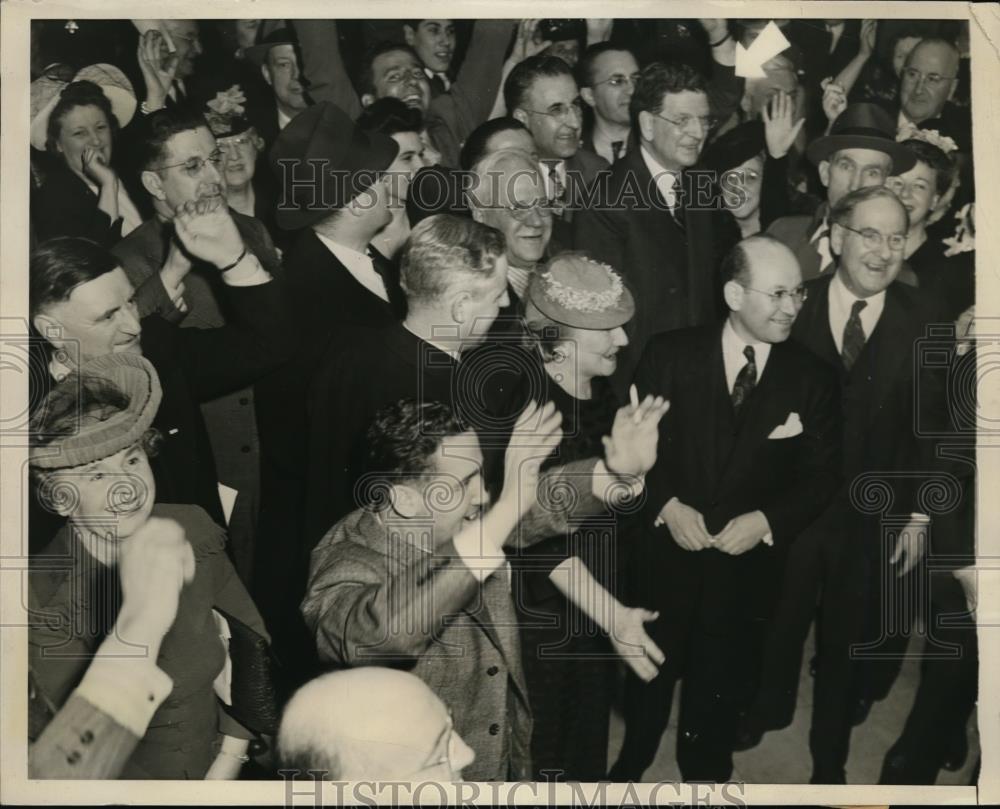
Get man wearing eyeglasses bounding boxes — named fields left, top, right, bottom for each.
left=610, top=234, right=841, bottom=782
left=574, top=61, right=721, bottom=400
left=738, top=185, right=951, bottom=783
left=278, top=667, right=477, bottom=781
left=896, top=38, right=970, bottom=153
left=505, top=54, right=611, bottom=253
left=578, top=43, right=640, bottom=166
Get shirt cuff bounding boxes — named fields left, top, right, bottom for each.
left=759, top=511, right=774, bottom=546
left=74, top=656, right=174, bottom=738
left=591, top=459, right=646, bottom=504
left=222, top=252, right=271, bottom=286
left=451, top=525, right=508, bottom=583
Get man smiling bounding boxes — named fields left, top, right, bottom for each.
left=403, top=19, right=456, bottom=95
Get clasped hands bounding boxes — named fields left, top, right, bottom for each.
left=656, top=498, right=770, bottom=555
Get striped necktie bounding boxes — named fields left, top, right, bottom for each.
left=841, top=299, right=868, bottom=371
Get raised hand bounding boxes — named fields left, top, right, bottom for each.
left=859, top=19, right=877, bottom=58
left=501, top=399, right=563, bottom=517
left=609, top=605, right=665, bottom=682
left=81, top=147, right=117, bottom=187
left=655, top=497, right=713, bottom=551
left=173, top=195, right=245, bottom=270
left=762, top=91, right=805, bottom=159
left=137, top=28, right=179, bottom=111
left=820, top=78, right=848, bottom=127
left=698, top=18, right=730, bottom=43
left=585, top=18, right=614, bottom=45
left=602, top=392, right=670, bottom=478
left=116, top=515, right=195, bottom=651
left=510, top=20, right=552, bottom=65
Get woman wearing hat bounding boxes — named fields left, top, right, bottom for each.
left=28, top=353, right=273, bottom=780
left=511, top=252, right=666, bottom=780
left=203, top=84, right=284, bottom=249
left=31, top=68, right=146, bottom=246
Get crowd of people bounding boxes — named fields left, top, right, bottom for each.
left=25, top=16, right=977, bottom=785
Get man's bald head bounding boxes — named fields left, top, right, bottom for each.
left=722, top=235, right=804, bottom=344
left=277, top=668, right=475, bottom=781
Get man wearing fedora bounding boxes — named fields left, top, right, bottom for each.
left=242, top=28, right=312, bottom=150
left=609, top=235, right=841, bottom=782
left=736, top=186, right=950, bottom=783
left=767, top=102, right=916, bottom=283
left=251, top=101, right=401, bottom=684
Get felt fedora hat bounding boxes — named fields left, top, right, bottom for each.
left=244, top=27, right=297, bottom=67
left=805, top=102, right=916, bottom=174
left=269, top=101, right=399, bottom=230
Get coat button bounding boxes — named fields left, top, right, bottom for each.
left=239, top=397, right=249, bottom=406
left=241, top=445, right=251, bottom=453
left=487, top=665, right=499, bottom=676
left=80, top=730, right=94, bottom=744
left=67, top=750, right=81, bottom=764
left=489, top=723, right=500, bottom=736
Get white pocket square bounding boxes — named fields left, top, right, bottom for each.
left=768, top=412, right=803, bottom=439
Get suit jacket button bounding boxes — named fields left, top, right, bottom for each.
left=489, top=723, right=500, bottom=736
left=241, top=446, right=251, bottom=453
left=239, top=397, right=249, bottom=406
left=487, top=665, right=499, bottom=676
left=80, top=730, right=94, bottom=744
left=66, top=750, right=81, bottom=764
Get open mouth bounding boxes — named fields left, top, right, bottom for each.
left=403, top=93, right=424, bottom=107
left=435, top=51, right=453, bottom=62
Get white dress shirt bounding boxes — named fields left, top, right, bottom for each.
left=314, top=233, right=389, bottom=303
left=639, top=146, right=680, bottom=212
left=828, top=270, right=886, bottom=353
left=506, top=265, right=532, bottom=300
left=810, top=215, right=835, bottom=273
left=277, top=105, right=293, bottom=131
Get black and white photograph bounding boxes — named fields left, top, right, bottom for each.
left=1, top=1, right=997, bottom=805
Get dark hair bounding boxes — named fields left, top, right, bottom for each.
left=630, top=61, right=708, bottom=130
left=45, top=80, right=118, bottom=155
left=400, top=215, right=506, bottom=306
left=830, top=185, right=910, bottom=231
left=364, top=399, right=467, bottom=495
left=899, top=138, right=955, bottom=195
left=577, top=42, right=634, bottom=88
left=719, top=234, right=787, bottom=286
left=504, top=55, right=575, bottom=114
left=131, top=105, right=212, bottom=172
left=30, top=237, right=119, bottom=318
left=356, top=97, right=424, bottom=137
left=357, top=42, right=423, bottom=98
left=459, top=117, right=529, bottom=171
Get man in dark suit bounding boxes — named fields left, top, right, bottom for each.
left=29, top=229, right=292, bottom=551
left=578, top=43, right=640, bottom=166
left=506, top=55, right=610, bottom=253
left=610, top=235, right=842, bottom=783
left=303, top=394, right=662, bottom=781
left=891, top=38, right=971, bottom=153
left=573, top=61, right=721, bottom=398
left=767, top=103, right=916, bottom=283
left=737, top=185, right=950, bottom=783
left=250, top=101, right=399, bottom=675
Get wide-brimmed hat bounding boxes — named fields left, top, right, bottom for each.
left=204, top=83, right=255, bottom=139
left=30, top=353, right=162, bottom=470
left=701, top=120, right=766, bottom=174
left=527, top=252, right=635, bottom=330
left=243, top=27, right=297, bottom=67
left=805, top=102, right=916, bottom=174
left=270, top=101, right=399, bottom=230
left=30, top=63, right=136, bottom=151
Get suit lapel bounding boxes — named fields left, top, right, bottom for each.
left=854, top=284, right=911, bottom=423
left=794, top=275, right=840, bottom=369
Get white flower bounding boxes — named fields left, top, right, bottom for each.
left=896, top=121, right=959, bottom=155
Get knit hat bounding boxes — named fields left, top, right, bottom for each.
left=30, top=353, right=162, bottom=470
left=527, top=252, right=635, bottom=330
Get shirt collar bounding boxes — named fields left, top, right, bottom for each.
left=722, top=317, right=772, bottom=371
left=830, top=268, right=887, bottom=319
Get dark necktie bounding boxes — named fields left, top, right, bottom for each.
left=670, top=175, right=686, bottom=233
left=546, top=163, right=567, bottom=214
left=731, top=344, right=757, bottom=413
left=611, top=140, right=625, bottom=163
left=841, top=299, right=868, bottom=371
